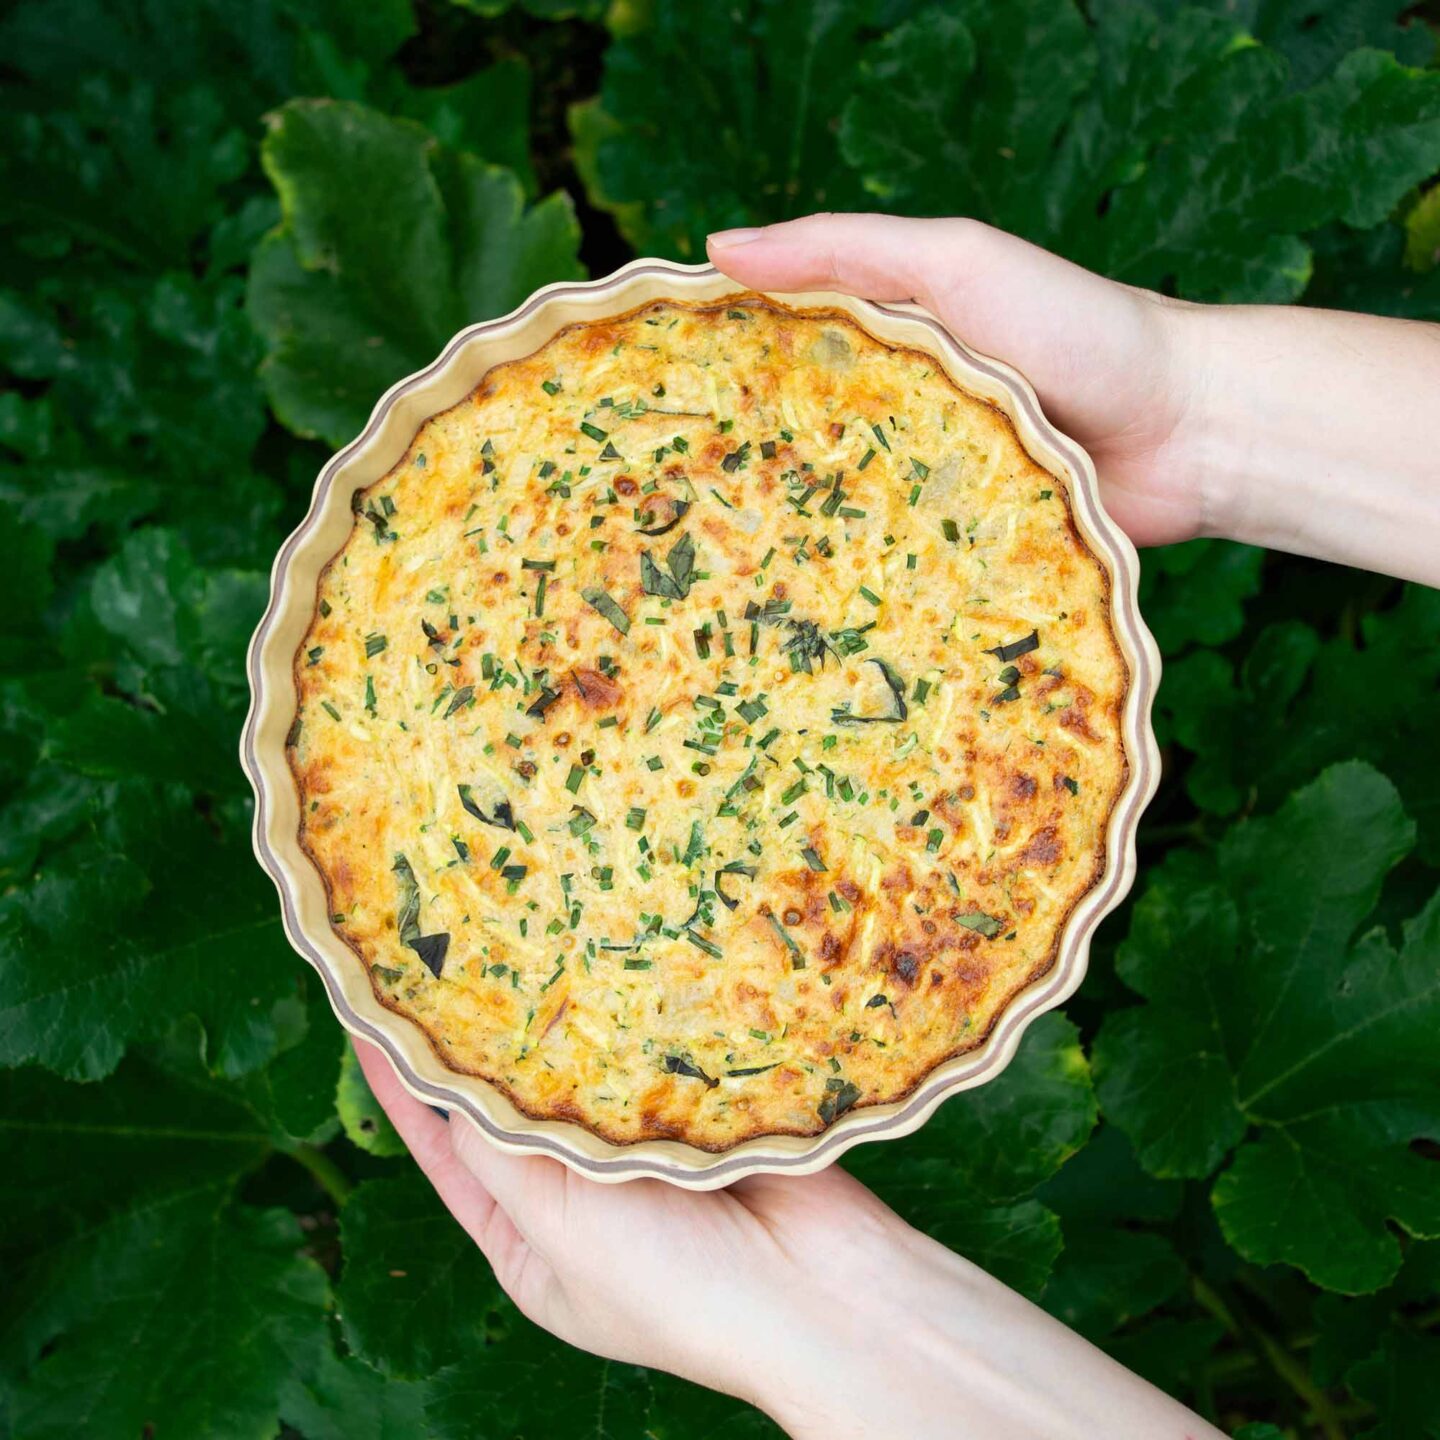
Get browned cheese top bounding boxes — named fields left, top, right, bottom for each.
left=291, top=297, right=1128, bottom=1149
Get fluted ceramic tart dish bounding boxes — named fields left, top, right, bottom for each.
left=243, top=258, right=1160, bottom=1187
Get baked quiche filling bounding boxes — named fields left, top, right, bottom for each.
left=291, top=297, right=1128, bottom=1149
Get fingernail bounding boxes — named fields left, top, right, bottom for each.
left=707, top=227, right=764, bottom=249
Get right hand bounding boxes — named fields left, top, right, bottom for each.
left=707, top=213, right=1203, bottom=549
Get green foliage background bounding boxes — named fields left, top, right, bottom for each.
left=2, top=1, right=1439, bottom=1435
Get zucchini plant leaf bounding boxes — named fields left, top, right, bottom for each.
left=1038, top=1125, right=1187, bottom=1339
left=0, top=1060, right=329, bottom=1440
left=840, top=2, right=1440, bottom=300
left=1095, top=762, right=1440, bottom=1292
left=46, top=528, right=265, bottom=791
left=337, top=1170, right=504, bottom=1378
left=578, top=0, right=891, bottom=257
left=336, top=1042, right=408, bottom=1156
left=1160, top=587, right=1440, bottom=863
left=1309, top=218, right=1440, bottom=320
left=1178, top=0, right=1435, bottom=89
left=0, top=785, right=302, bottom=1082
left=1345, top=1325, right=1440, bottom=1439
left=1405, top=182, right=1440, bottom=273
left=249, top=100, right=584, bottom=447
left=845, top=1012, right=1097, bottom=1296
left=237, top=969, right=348, bottom=1144
left=278, top=1342, right=433, bottom=1440
left=1138, top=540, right=1265, bottom=656
left=0, top=0, right=418, bottom=270
left=425, top=1304, right=652, bottom=1440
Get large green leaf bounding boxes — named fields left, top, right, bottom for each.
left=426, top=1320, right=651, bottom=1440
left=1306, top=220, right=1440, bottom=321
left=840, top=2, right=1440, bottom=300
left=1038, top=1124, right=1188, bottom=1339
left=578, top=0, right=909, bottom=258
left=0, top=0, right=417, bottom=270
left=0, top=1061, right=329, bottom=1440
left=1139, top=540, right=1265, bottom=656
left=1173, top=0, right=1435, bottom=89
left=249, top=100, right=584, bottom=447
left=1160, top=587, right=1440, bottom=863
left=1096, top=763, right=1440, bottom=1292
left=1347, top=1326, right=1440, bottom=1440
left=336, top=1042, right=407, bottom=1157
left=45, top=528, right=265, bottom=790
left=839, top=0, right=1095, bottom=238
left=0, top=784, right=303, bottom=1081
left=337, top=1170, right=504, bottom=1378
left=845, top=1012, right=1097, bottom=1296
left=427, top=1306, right=785, bottom=1438
left=279, top=1343, right=433, bottom=1440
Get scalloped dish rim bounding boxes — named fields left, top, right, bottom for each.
left=241, top=258, right=1161, bottom=1189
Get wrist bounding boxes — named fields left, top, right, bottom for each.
left=751, top=1215, right=979, bottom=1440
left=753, top=1205, right=1225, bottom=1440
left=1162, top=299, right=1440, bottom=585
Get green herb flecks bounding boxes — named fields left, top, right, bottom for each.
left=833, top=659, right=908, bottom=725
left=582, top=586, right=631, bottom=635
left=458, top=786, right=517, bottom=831
left=818, top=1077, right=862, bottom=1124
left=956, top=910, right=1005, bottom=939
left=984, top=630, right=1039, bottom=663
left=640, top=532, right=697, bottom=601
left=664, top=1054, right=719, bottom=1088
left=392, top=853, right=449, bottom=976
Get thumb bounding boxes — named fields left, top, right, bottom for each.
left=705, top=211, right=1117, bottom=315
left=704, top=212, right=1161, bottom=443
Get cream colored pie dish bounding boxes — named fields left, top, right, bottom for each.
left=243, top=260, right=1159, bottom=1187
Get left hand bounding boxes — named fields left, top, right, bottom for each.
left=354, top=1040, right=908, bottom=1425
left=355, top=1040, right=1226, bottom=1440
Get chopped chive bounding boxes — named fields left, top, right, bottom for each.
left=582, top=586, right=631, bottom=635
left=984, top=630, right=1040, bottom=662
left=444, top=686, right=475, bottom=717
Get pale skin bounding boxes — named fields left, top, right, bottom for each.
left=357, top=212, right=1440, bottom=1438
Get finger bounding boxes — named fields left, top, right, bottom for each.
left=706, top=212, right=1104, bottom=314
left=706, top=211, right=1163, bottom=447
left=353, top=1039, right=512, bottom=1254
left=444, top=1107, right=577, bottom=1249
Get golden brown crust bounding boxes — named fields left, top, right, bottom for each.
left=289, top=296, right=1128, bottom=1149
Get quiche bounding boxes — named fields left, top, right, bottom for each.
left=290, top=295, right=1128, bottom=1150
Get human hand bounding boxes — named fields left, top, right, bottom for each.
left=707, top=213, right=1201, bottom=548
left=707, top=212, right=1440, bottom=589
left=356, top=1040, right=1224, bottom=1440
left=355, top=1039, right=928, bottom=1433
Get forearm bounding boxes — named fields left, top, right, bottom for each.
left=756, top=1216, right=1223, bottom=1440
left=1171, top=300, right=1440, bottom=587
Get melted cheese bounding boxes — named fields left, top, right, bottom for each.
left=291, top=297, right=1128, bottom=1150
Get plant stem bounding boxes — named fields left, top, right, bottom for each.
left=1193, top=1278, right=1347, bottom=1440
left=284, top=1141, right=353, bottom=1208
